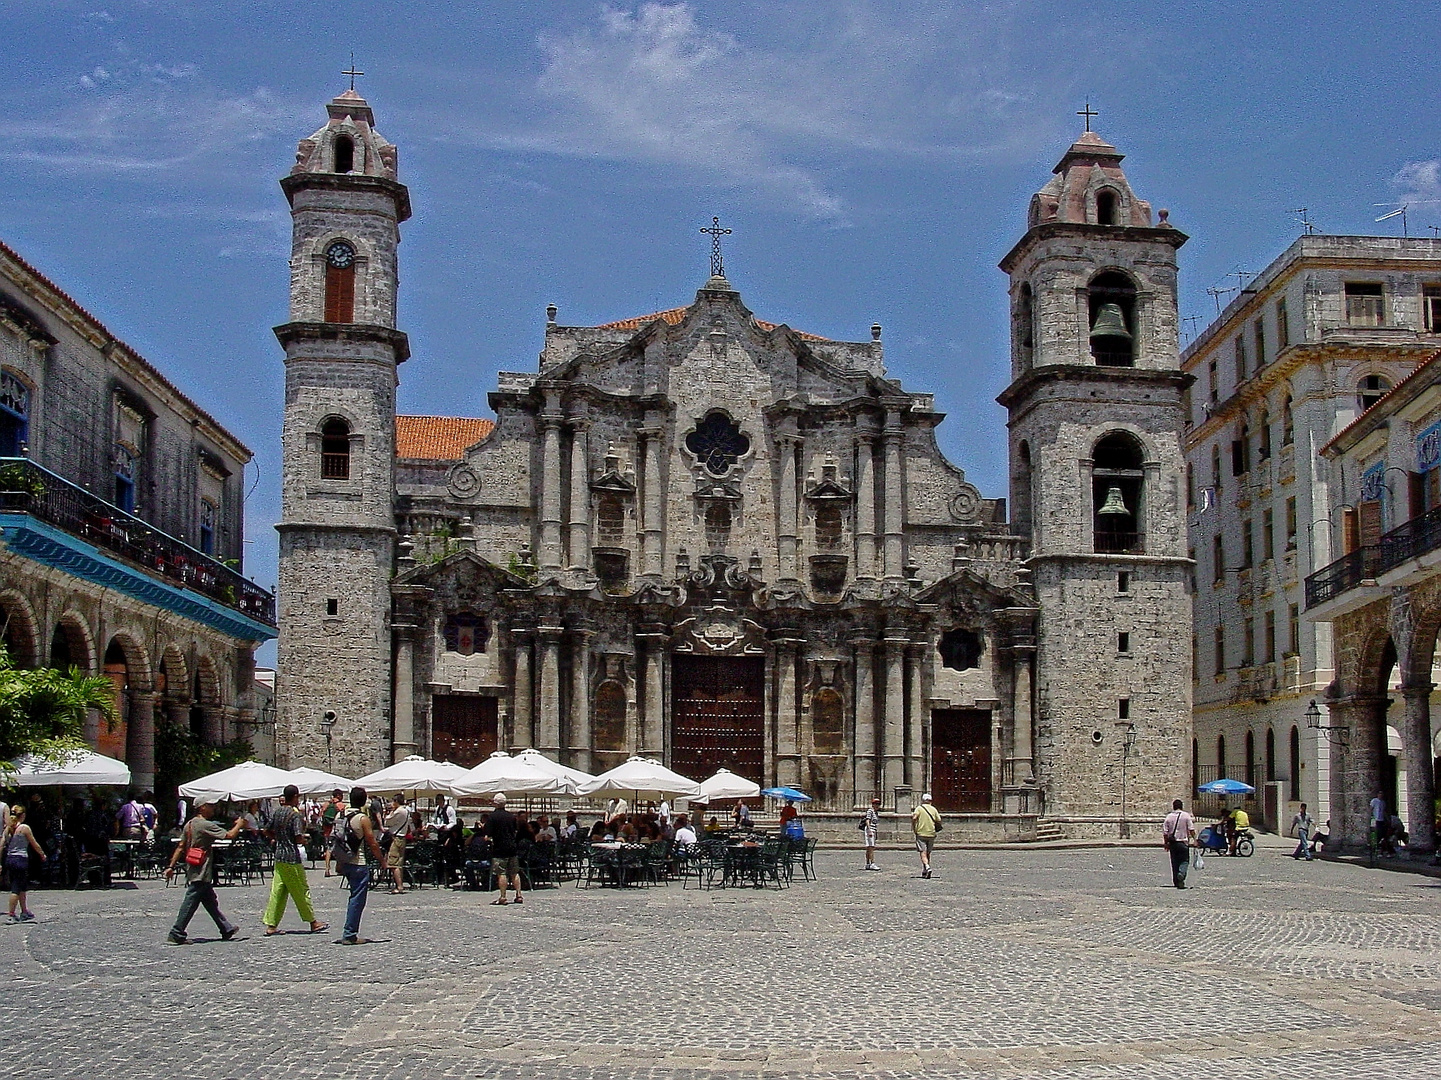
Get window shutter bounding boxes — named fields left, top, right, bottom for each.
left=1358, top=500, right=1383, bottom=548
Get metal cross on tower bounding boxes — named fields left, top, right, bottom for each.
left=700, top=216, right=732, bottom=279
left=342, top=53, right=365, bottom=92
left=1077, top=100, right=1098, bottom=132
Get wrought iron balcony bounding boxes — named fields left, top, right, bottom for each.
left=0, top=456, right=275, bottom=632
left=1305, top=504, right=1441, bottom=610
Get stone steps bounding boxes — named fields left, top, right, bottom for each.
left=1033, top=820, right=1065, bottom=843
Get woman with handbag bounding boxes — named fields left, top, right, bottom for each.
left=163, top=799, right=245, bottom=945
left=5, top=805, right=46, bottom=922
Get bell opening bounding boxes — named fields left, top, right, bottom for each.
left=1088, top=271, right=1136, bottom=367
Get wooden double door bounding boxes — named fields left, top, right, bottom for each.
left=431, top=694, right=498, bottom=769
left=671, top=656, right=766, bottom=784
left=931, top=708, right=992, bottom=812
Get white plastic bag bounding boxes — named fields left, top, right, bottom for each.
left=1193, top=851, right=1205, bottom=870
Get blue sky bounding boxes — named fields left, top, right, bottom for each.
left=4, top=1, right=1441, bottom=664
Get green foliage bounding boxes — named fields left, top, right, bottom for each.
left=154, top=714, right=252, bottom=815
left=507, top=552, right=538, bottom=583
left=0, top=463, right=45, bottom=498
left=0, top=645, right=116, bottom=767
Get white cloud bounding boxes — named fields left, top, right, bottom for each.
left=1392, top=159, right=1441, bottom=204
left=477, top=1, right=1061, bottom=223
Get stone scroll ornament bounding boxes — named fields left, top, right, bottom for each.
left=446, top=463, right=482, bottom=499
left=949, top=484, right=982, bottom=523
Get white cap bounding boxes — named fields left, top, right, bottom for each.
left=921, top=792, right=933, bottom=802
left=492, top=793, right=506, bottom=805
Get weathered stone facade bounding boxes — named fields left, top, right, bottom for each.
left=275, top=95, right=1193, bottom=832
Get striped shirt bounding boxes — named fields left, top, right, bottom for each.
left=270, top=805, right=304, bottom=864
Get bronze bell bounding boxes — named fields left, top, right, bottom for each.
left=1089, top=302, right=1132, bottom=341
left=1098, top=486, right=1130, bottom=516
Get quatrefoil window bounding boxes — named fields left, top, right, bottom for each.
left=685, top=412, right=750, bottom=477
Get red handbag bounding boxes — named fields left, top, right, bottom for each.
left=182, top=824, right=205, bottom=866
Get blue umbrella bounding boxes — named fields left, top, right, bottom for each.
left=760, top=786, right=813, bottom=803
left=1197, top=778, right=1255, bottom=795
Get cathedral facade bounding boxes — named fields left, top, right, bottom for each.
left=275, top=91, right=1192, bottom=833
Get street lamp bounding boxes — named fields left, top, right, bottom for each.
left=1120, top=722, right=1138, bottom=839
left=1305, top=698, right=1349, bottom=744
left=320, top=709, right=337, bottom=769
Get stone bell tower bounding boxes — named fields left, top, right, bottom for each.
left=997, top=123, right=1193, bottom=831
left=274, top=86, right=410, bottom=776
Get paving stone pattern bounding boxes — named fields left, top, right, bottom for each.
left=5, top=847, right=1441, bottom=1078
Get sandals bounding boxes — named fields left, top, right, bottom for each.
left=490, top=897, right=509, bottom=905
left=309, top=922, right=329, bottom=934
left=263, top=927, right=280, bottom=936
left=513, top=894, right=523, bottom=904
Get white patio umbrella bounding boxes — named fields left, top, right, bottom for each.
left=579, top=756, right=701, bottom=802
left=513, top=747, right=596, bottom=789
left=286, top=766, right=355, bottom=795
left=2, top=749, right=131, bottom=787
left=352, top=755, right=467, bottom=795
left=687, top=767, right=761, bottom=805
left=449, top=751, right=575, bottom=798
left=178, top=760, right=297, bottom=803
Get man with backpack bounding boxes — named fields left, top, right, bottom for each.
left=330, top=787, right=386, bottom=944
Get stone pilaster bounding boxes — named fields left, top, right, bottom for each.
left=855, top=431, right=877, bottom=580
left=640, top=423, right=664, bottom=578
left=536, top=623, right=564, bottom=758
left=567, top=416, right=591, bottom=570
left=852, top=633, right=876, bottom=803
left=638, top=625, right=667, bottom=758
left=774, top=634, right=801, bottom=788
left=882, top=634, right=907, bottom=799
left=1403, top=684, right=1436, bottom=854
left=1009, top=645, right=1036, bottom=784
left=570, top=627, right=593, bottom=773
left=511, top=626, right=534, bottom=750
left=538, top=398, right=565, bottom=571
left=777, top=431, right=801, bottom=581
left=391, top=618, right=418, bottom=762
left=882, top=411, right=905, bottom=581
left=905, top=642, right=926, bottom=789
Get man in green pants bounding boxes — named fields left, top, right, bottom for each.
left=262, top=784, right=328, bottom=936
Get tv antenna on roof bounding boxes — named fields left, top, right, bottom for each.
left=1290, top=208, right=1317, bottom=235
left=1375, top=203, right=1410, bottom=237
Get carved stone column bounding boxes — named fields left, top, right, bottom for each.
left=905, top=643, right=926, bottom=789
left=638, top=625, right=667, bottom=758
left=1326, top=695, right=1388, bottom=853
left=777, top=431, right=802, bottom=581
left=127, top=691, right=158, bottom=792
left=570, top=627, right=593, bottom=773
left=1010, top=646, right=1035, bottom=784
left=774, top=633, right=802, bottom=787
left=639, top=423, right=665, bottom=578
left=855, top=432, right=877, bottom=580
left=852, top=634, right=876, bottom=803
left=539, top=396, right=565, bottom=570
left=882, top=410, right=905, bottom=581
left=391, top=620, right=418, bottom=763
left=1403, top=684, right=1436, bottom=854
left=511, top=627, right=534, bottom=750
left=536, top=623, right=564, bottom=758
left=882, top=634, right=907, bottom=799
left=567, top=417, right=592, bottom=570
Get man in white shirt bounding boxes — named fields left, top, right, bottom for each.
left=1370, top=793, right=1387, bottom=846
left=673, top=815, right=698, bottom=846
left=1162, top=799, right=1195, bottom=889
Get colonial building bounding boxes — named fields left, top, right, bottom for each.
left=275, top=91, right=1192, bottom=834
left=1306, top=349, right=1441, bottom=854
left=1182, top=236, right=1441, bottom=831
left=0, top=239, right=276, bottom=792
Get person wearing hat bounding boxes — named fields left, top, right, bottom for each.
left=163, top=799, right=246, bottom=944
left=486, top=793, right=523, bottom=905
left=911, top=793, right=942, bottom=879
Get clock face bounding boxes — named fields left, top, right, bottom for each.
left=325, top=242, right=355, bottom=269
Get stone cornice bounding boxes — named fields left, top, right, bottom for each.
left=280, top=171, right=412, bottom=222
left=999, top=221, right=1187, bottom=274
left=996, top=364, right=1190, bottom=411
left=273, top=321, right=410, bottom=363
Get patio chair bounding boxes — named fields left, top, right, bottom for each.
left=798, top=836, right=818, bottom=881
left=642, top=840, right=671, bottom=886
left=756, top=836, right=789, bottom=890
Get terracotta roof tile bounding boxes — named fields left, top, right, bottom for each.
left=396, top=415, right=494, bottom=460
left=596, top=307, right=829, bottom=341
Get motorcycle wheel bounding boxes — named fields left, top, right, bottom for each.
left=1237, top=838, right=1255, bottom=857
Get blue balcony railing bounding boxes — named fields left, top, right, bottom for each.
left=0, top=456, right=275, bottom=627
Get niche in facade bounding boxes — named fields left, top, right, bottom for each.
left=442, top=612, right=489, bottom=656
left=938, top=628, right=983, bottom=671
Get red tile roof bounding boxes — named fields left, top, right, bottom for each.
left=596, top=306, right=829, bottom=341
left=1321, top=348, right=1441, bottom=455
left=396, top=415, right=494, bottom=460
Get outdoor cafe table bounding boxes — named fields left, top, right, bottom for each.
left=588, top=842, right=646, bottom=887
left=108, top=838, right=140, bottom=879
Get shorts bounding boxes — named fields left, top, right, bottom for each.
left=6, top=861, right=29, bottom=893
left=494, top=854, right=520, bottom=876
left=863, top=828, right=878, bottom=847
left=387, top=836, right=407, bottom=864
left=915, top=835, right=935, bottom=854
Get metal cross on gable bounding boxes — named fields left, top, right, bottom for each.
left=700, top=216, right=732, bottom=279
left=1077, top=100, right=1099, bottom=132
left=342, top=52, right=365, bottom=92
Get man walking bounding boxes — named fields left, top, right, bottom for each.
left=911, top=793, right=942, bottom=878
left=432, top=794, right=460, bottom=884
left=262, top=785, right=328, bottom=936
left=384, top=795, right=411, bottom=894
left=1162, top=799, right=1195, bottom=889
left=331, top=786, right=386, bottom=945
left=1290, top=802, right=1315, bottom=861
left=1370, top=791, right=1388, bottom=849
left=862, top=797, right=881, bottom=871
left=163, top=800, right=244, bottom=944
left=321, top=788, right=344, bottom=877
left=487, top=793, right=523, bottom=905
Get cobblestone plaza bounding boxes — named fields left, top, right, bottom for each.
left=6, top=845, right=1441, bottom=1078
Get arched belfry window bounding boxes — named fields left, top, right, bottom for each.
left=1096, top=189, right=1119, bottom=226
left=320, top=417, right=351, bottom=480
left=1018, top=283, right=1035, bottom=369
left=333, top=134, right=354, bottom=174
left=1092, top=431, right=1145, bottom=554
left=684, top=412, right=749, bottom=476
left=1088, top=271, right=1137, bottom=367
left=323, top=241, right=356, bottom=323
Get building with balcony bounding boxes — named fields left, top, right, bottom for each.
left=0, top=239, right=276, bottom=793
left=1305, top=350, right=1441, bottom=854
left=1182, top=235, right=1441, bottom=829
